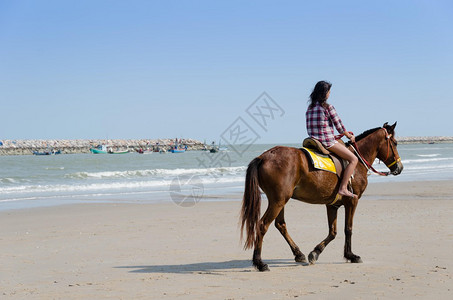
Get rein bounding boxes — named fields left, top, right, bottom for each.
left=351, top=142, right=389, bottom=176
left=336, top=129, right=399, bottom=177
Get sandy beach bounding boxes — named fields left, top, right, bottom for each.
left=1, top=181, right=452, bottom=299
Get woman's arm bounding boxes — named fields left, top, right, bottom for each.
left=326, top=105, right=346, bottom=133
left=326, top=105, right=355, bottom=142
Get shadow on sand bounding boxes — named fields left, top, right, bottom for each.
left=116, top=259, right=310, bottom=274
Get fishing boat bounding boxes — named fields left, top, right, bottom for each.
left=169, top=147, right=186, bottom=153
left=33, top=149, right=61, bottom=155
left=169, top=140, right=187, bottom=153
left=90, top=145, right=108, bottom=154
left=209, top=141, right=228, bottom=153
left=90, top=145, right=129, bottom=154
left=201, top=140, right=209, bottom=151
left=136, top=148, right=153, bottom=154
left=108, top=149, right=129, bottom=154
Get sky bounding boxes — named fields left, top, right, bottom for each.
left=1, top=0, right=452, bottom=143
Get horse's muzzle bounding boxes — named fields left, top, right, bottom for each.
left=389, top=161, right=403, bottom=175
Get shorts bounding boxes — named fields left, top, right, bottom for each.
left=326, top=140, right=338, bottom=149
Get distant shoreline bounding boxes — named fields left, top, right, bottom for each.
left=0, top=137, right=452, bottom=155
left=0, top=138, right=206, bottom=156
left=396, top=136, right=453, bottom=144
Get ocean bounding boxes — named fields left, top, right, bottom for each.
left=1, top=143, right=452, bottom=210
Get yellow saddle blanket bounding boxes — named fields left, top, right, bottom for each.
left=301, top=147, right=337, bottom=174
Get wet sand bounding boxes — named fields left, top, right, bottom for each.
left=1, top=181, right=452, bottom=299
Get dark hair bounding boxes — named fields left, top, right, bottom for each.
left=309, top=80, right=332, bottom=107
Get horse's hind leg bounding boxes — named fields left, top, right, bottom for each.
left=308, top=205, right=339, bottom=264
left=274, top=207, right=307, bottom=263
left=253, top=199, right=284, bottom=272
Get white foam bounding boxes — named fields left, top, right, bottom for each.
left=0, top=174, right=246, bottom=195
left=0, top=178, right=18, bottom=184
left=402, top=157, right=453, bottom=164
left=416, top=154, right=440, bottom=158
left=404, top=163, right=453, bottom=171
left=65, top=166, right=247, bottom=179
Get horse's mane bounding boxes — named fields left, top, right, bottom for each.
left=345, top=127, right=381, bottom=146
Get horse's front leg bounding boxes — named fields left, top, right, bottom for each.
left=308, top=205, right=339, bottom=264
left=344, top=197, right=363, bottom=263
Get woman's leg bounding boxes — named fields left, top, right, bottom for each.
left=328, top=143, right=358, bottom=197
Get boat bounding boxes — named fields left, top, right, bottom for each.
left=33, top=149, right=61, bottom=155
left=90, top=145, right=108, bottom=154
left=90, top=145, right=129, bottom=154
left=201, top=140, right=209, bottom=151
left=170, top=147, right=186, bottom=153
left=169, top=140, right=187, bottom=153
left=136, top=148, right=153, bottom=154
left=108, top=149, right=129, bottom=154
left=90, top=148, right=107, bottom=154
left=170, top=149, right=185, bottom=153
left=209, top=141, right=228, bottom=153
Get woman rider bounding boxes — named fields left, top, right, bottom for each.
left=306, top=81, right=358, bottom=198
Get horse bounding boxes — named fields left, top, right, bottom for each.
left=240, top=122, right=403, bottom=271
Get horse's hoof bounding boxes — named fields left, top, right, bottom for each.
left=295, top=254, right=307, bottom=263
left=351, top=256, right=362, bottom=263
left=257, top=264, right=270, bottom=272
left=345, top=254, right=362, bottom=263
left=308, top=251, right=318, bottom=265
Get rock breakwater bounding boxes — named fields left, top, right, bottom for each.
left=0, top=139, right=205, bottom=155
left=1, top=136, right=452, bottom=155
left=396, top=136, right=453, bottom=144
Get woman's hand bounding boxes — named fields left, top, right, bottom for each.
left=345, top=131, right=355, bottom=143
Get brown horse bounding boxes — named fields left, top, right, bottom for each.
left=240, top=122, right=403, bottom=271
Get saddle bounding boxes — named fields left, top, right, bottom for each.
left=301, top=138, right=347, bottom=178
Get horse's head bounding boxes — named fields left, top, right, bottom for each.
left=376, top=122, right=403, bottom=175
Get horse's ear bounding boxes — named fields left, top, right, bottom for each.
left=383, top=122, right=389, bottom=128
left=391, top=121, right=397, bottom=129
left=388, top=122, right=397, bottom=134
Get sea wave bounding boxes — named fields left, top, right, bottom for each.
left=65, top=166, right=247, bottom=179
left=0, top=174, right=246, bottom=195
left=402, top=157, right=453, bottom=164
left=0, top=178, right=19, bottom=184
left=400, top=163, right=453, bottom=171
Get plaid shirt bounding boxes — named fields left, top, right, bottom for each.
left=306, top=103, right=346, bottom=148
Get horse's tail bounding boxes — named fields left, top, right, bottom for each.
left=240, top=157, right=263, bottom=250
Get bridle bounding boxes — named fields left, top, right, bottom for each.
left=348, top=128, right=401, bottom=177
left=380, top=130, right=401, bottom=170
